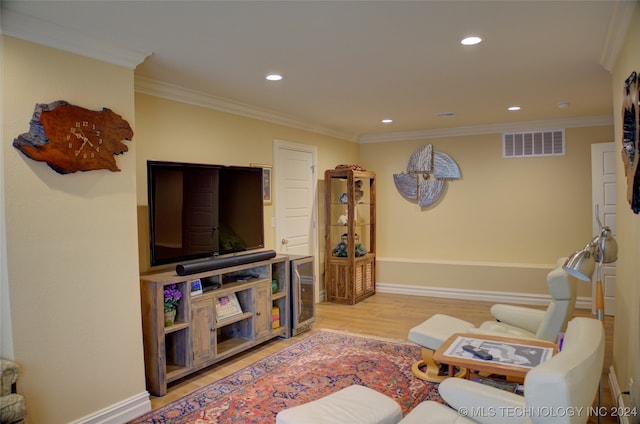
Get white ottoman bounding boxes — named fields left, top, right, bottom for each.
left=407, top=313, right=475, bottom=382
left=398, top=401, right=476, bottom=424
left=275, top=385, right=403, bottom=424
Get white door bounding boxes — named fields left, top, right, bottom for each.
left=591, top=142, right=616, bottom=316
left=273, top=140, right=320, bottom=301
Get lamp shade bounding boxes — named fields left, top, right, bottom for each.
left=594, top=227, right=618, bottom=264
left=563, top=247, right=595, bottom=282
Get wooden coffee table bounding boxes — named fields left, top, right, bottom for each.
left=433, top=333, right=557, bottom=380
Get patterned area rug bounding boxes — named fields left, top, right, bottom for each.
left=130, top=329, right=442, bottom=423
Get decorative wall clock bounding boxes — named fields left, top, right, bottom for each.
left=622, top=71, right=639, bottom=214
left=13, top=100, right=133, bottom=174
left=393, top=144, right=461, bottom=208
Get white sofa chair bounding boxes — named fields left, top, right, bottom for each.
left=400, top=317, right=605, bottom=424
left=470, top=258, right=577, bottom=342
left=408, top=259, right=577, bottom=382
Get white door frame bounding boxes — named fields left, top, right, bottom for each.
left=273, top=139, right=320, bottom=302
left=591, top=142, right=616, bottom=316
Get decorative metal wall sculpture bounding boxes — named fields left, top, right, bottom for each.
left=393, top=144, right=460, bottom=207
left=622, top=71, right=640, bottom=214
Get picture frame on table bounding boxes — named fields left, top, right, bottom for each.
left=251, top=163, right=272, bottom=205
left=215, top=293, right=243, bottom=321
left=190, top=278, right=203, bottom=296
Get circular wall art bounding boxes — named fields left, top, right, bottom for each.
left=393, top=144, right=460, bottom=208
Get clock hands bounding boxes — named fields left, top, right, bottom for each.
left=69, top=128, right=103, bottom=157
left=71, top=130, right=93, bottom=156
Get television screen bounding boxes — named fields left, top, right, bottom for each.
left=147, top=161, right=265, bottom=267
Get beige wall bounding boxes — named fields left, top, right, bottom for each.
left=361, top=126, right=612, bottom=297
left=2, top=37, right=147, bottom=423
left=134, top=93, right=360, bottom=274
left=611, top=4, right=640, bottom=412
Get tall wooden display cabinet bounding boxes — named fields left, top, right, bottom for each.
left=324, top=168, right=376, bottom=304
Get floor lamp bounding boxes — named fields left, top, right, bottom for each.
left=562, top=222, right=617, bottom=424
left=562, top=224, right=617, bottom=322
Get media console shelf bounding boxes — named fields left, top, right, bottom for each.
left=140, top=255, right=290, bottom=396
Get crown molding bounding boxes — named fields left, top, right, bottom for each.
left=135, top=76, right=613, bottom=145
left=600, top=0, right=637, bottom=71
left=134, top=76, right=358, bottom=142
left=0, top=8, right=150, bottom=69
left=358, top=115, right=614, bottom=144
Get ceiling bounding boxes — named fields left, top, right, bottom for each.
left=2, top=1, right=635, bottom=142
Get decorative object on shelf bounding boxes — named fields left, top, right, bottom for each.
left=354, top=179, right=364, bottom=203
left=190, top=279, right=203, bottom=296
left=335, top=164, right=366, bottom=171
left=337, top=209, right=348, bottom=225
left=332, top=234, right=348, bottom=257
left=272, top=306, right=280, bottom=329
left=164, top=309, right=176, bottom=328
left=215, top=293, right=244, bottom=321
left=251, top=163, right=272, bottom=205
left=393, top=144, right=461, bottom=208
left=621, top=71, right=639, bottom=213
left=163, top=283, right=182, bottom=327
left=332, top=233, right=367, bottom=257
left=337, top=207, right=357, bottom=225
left=272, top=279, right=279, bottom=294
left=13, top=100, right=133, bottom=174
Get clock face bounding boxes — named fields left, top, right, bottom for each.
left=68, top=121, right=104, bottom=159
left=12, top=100, right=133, bottom=174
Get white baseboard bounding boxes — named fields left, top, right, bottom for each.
left=609, top=365, right=633, bottom=424
left=376, top=282, right=592, bottom=309
left=69, top=391, right=151, bottom=424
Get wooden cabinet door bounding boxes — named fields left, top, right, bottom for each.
left=254, top=282, right=272, bottom=342
left=191, top=296, right=216, bottom=366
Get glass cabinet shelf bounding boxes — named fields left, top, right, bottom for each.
left=324, top=168, right=376, bottom=304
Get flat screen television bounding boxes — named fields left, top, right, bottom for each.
left=147, top=160, right=265, bottom=267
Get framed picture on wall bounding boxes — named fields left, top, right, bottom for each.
left=251, top=163, right=272, bottom=205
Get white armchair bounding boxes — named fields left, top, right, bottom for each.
left=0, top=360, right=26, bottom=424
left=400, top=317, right=605, bottom=424
left=408, top=259, right=578, bottom=383
left=470, top=259, right=577, bottom=343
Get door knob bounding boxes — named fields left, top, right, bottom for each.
left=281, top=239, right=289, bottom=245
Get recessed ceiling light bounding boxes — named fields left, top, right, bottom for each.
left=460, top=36, right=483, bottom=46
left=381, top=119, right=393, bottom=124
left=436, top=112, right=456, bottom=118
left=557, top=101, right=570, bottom=108
left=266, top=74, right=283, bottom=81
left=508, top=106, right=521, bottom=111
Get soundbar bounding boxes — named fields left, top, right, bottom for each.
left=176, top=250, right=277, bottom=276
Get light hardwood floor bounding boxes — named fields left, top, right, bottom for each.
left=150, top=293, right=616, bottom=423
